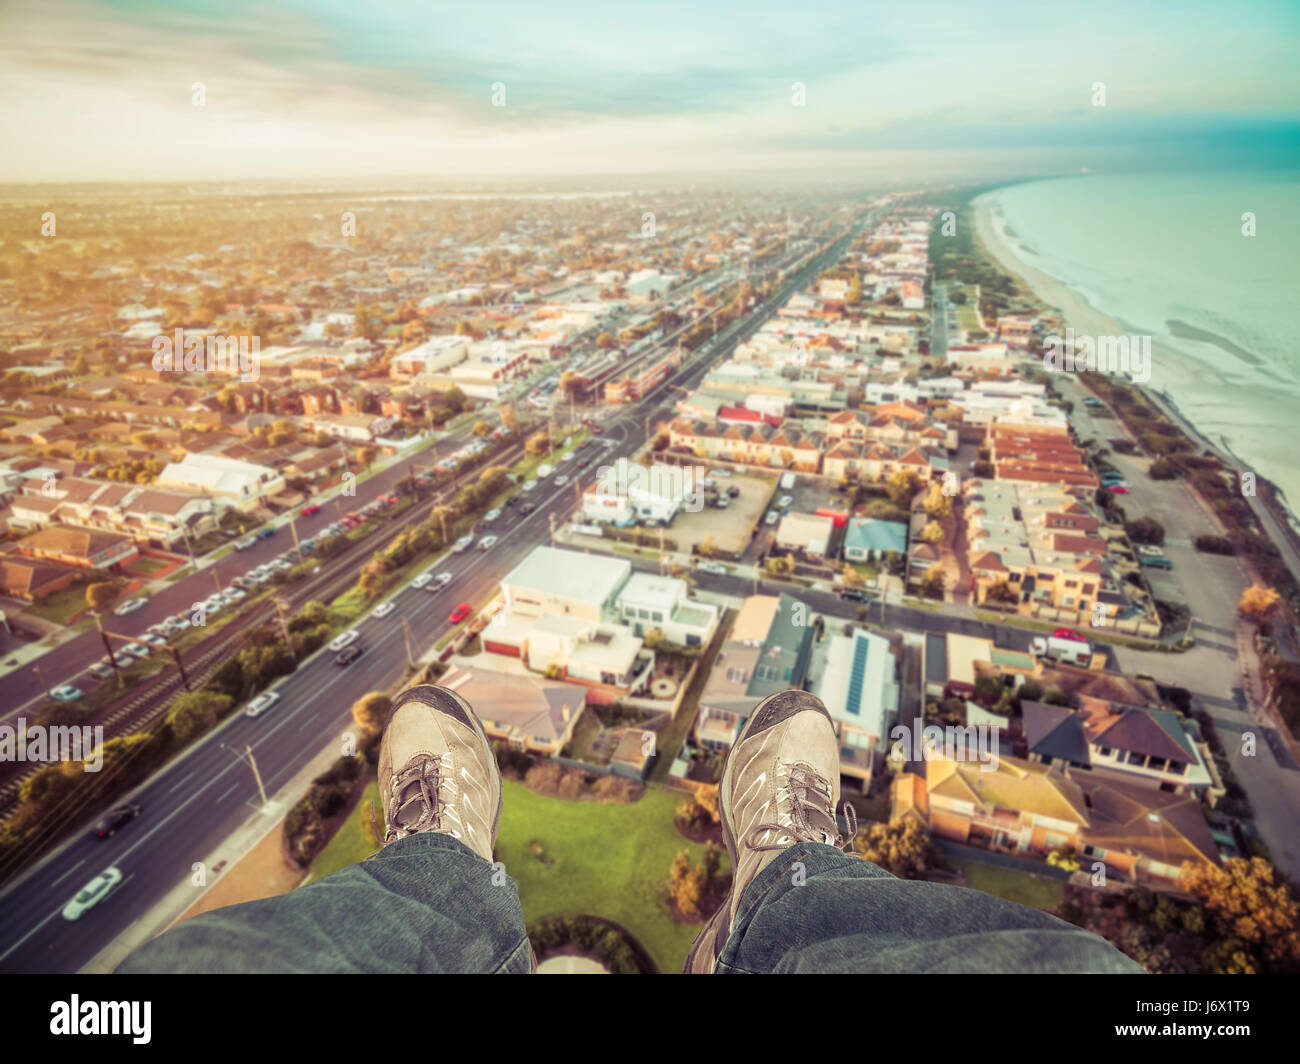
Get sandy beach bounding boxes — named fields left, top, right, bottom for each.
left=971, top=197, right=1300, bottom=576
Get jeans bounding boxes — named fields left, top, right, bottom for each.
left=117, top=835, right=1143, bottom=974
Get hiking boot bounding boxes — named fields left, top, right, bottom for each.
left=375, top=684, right=502, bottom=864
left=684, top=689, right=856, bottom=974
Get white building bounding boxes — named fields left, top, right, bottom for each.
left=582, top=456, right=700, bottom=525
left=614, top=572, right=719, bottom=648
left=155, top=453, right=285, bottom=512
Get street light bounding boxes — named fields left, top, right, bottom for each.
left=221, top=743, right=270, bottom=810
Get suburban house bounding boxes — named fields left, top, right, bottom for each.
left=809, top=628, right=900, bottom=790
left=842, top=517, right=908, bottom=562
left=774, top=512, right=834, bottom=558
left=614, top=571, right=719, bottom=647
left=581, top=456, right=699, bottom=526
left=15, top=525, right=139, bottom=569
left=155, top=453, right=286, bottom=513
left=439, top=664, right=585, bottom=756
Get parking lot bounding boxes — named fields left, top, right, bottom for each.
left=668, top=470, right=776, bottom=556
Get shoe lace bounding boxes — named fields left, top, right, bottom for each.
left=745, top=761, right=858, bottom=853
left=383, top=753, right=461, bottom=843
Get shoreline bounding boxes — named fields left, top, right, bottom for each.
left=969, top=193, right=1300, bottom=577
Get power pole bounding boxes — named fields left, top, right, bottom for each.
left=224, top=743, right=269, bottom=809
left=548, top=512, right=556, bottom=547
left=169, top=645, right=191, bottom=691
left=273, top=598, right=296, bottom=663
left=287, top=514, right=302, bottom=556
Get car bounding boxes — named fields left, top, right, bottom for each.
left=87, top=662, right=115, bottom=681
left=234, top=535, right=257, bottom=551
left=62, top=867, right=123, bottom=921
left=522, top=479, right=538, bottom=492
left=484, top=508, right=502, bottom=522
left=765, top=510, right=780, bottom=525
left=299, top=538, right=317, bottom=552
left=479, top=535, right=498, bottom=551
left=519, top=502, right=535, bottom=516
left=1052, top=628, right=1087, bottom=642
left=777, top=494, right=794, bottom=509
left=712, top=468, right=731, bottom=477
left=1109, top=485, right=1130, bottom=494
left=271, top=558, right=292, bottom=573
left=560, top=451, right=575, bottom=462
left=301, top=503, right=321, bottom=516
left=452, top=534, right=475, bottom=553
left=1140, top=555, right=1173, bottom=570
left=713, top=496, right=730, bottom=509
left=697, top=561, right=728, bottom=575
left=383, top=493, right=400, bottom=505
left=448, top=602, right=473, bottom=624
left=122, top=642, right=151, bottom=660
left=504, top=495, right=519, bottom=507
left=204, top=595, right=225, bottom=611
left=113, top=598, right=147, bottom=617
left=537, top=464, right=554, bottom=478
left=92, top=803, right=141, bottom=839
left=243, top=571, right=267, bottom=587
left=140, top=633, right=168, bottom=649
left=554, top=475, right=569, bottom=487
left=590, top=425, right=602, bottom=434
left=256, top=526, right=277, bottom=540
left=335, top=645, right=364, bottom=666
left=372, top=602, right=396, bottom=619
left=245, top=691, right=281, bottom=718
left=411, top=572, right=434, bottom=589
left=328, top=630, right=360, bottom=652
left=839, top=587, right=872, bottom=602
left=221, top=587, right=246, bottom=603
left=166, top=615, right=191, bottom=633
left=431, top=572, right=454, bottom=590
left=51, top=684, right=83, bottom=702
left=1137, top=545, right=1165, bottom=558
left=727, top=486, right=740, bottom=497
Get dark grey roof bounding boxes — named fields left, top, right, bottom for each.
left=1022, top=700, right=1090, bottom=764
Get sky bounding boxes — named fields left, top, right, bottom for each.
left=2, top=0, right=1298, bottom=183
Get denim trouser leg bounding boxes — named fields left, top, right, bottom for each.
left=116, top=834, right=531, bottom=974
left=715, top=842, right=1145, bottom=974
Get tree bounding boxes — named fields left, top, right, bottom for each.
left=985, top=580, right=1018, bottom=606
left=697, top=534, right=718, bottom=559
left=1125, top=517, right=1165, bottom=546
left=1238, top=584, right=1281, bottom=625
left=1182, top=856, right=1300, bottom=966
left=85, top=582, right=118, bottom=612
left=920, top=520, right=945, bottom=546
left=921, top=481, right=952, bottom=519
left=667, top=850, right=704, bottom=919
left=886, top=468, right=922, bottom=509
left=918, top=566, right=946, bottom=600
left=351, top=692, right=393, bottom=736
left=167, top=691, right=233, bottom=745
left=853, top=819, right=934, bottom=879
left=525, top=432, right=549, bottom=456
left=841, top=564, right=865, bottom=589
left=765, top=553, right=794, bottom=577
left=472, top=420, right=492, bottom=439
left=357, top=447, right=377, bottom=471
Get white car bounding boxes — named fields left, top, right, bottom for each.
left=537, top=464, right=554, bottom=478
left=452, top=534, right=474, bottom=553
left=484, top=508, right=502, bottom=522
left=559, top=451, right=575, bottom=463
left=113, top=599, right=147, bottom=617
left=140, top=633, right=168, bottom=649
left=697, top=561, right=728, bottom=575
left=235, top=535, right=257, bottom=550
left=51, top=684, right=83, bottom=702
left=478, top=535, right=498, bottom=551
left=86, top=662, right=115, bottom=681
left=63, top=867, right=124, bottom=920
left=221, top=587, right=246, bottom=603
left=712, top=467, right=731, bottom=477
left=328, top=630, right=359, bottom=652
left=372, top=602, right=396, bottom=619
left=1137, top=545, right=1165, bottom=558
left=777, top=494, right=794, bottom=508
left=122, top=642, right=151, bottom=660
left=554, top=475, right=569, bottom=487
left=522, top=479, right=538, bottom=492
left=245, top=691, right=281, bottom=718
left=410, top=572, right=433, bottom=590
left=271, top=558, right=293, bottom=573
left=765, top=510, right=780, bottom=525
left=432, top=572, right=454, bottom=590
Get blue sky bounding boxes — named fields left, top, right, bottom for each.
left=2, top=0, right=1298, bottom=181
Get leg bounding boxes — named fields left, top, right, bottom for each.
left=118, top=685, right=530, bottom=974
left=685, top=689, right=1142, bottom=974
left=713, top=840, right=1141, bottom=974
left=117, top=833, right=531, bottom=974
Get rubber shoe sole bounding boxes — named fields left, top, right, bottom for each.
left=682, top=689, right=832, bottom=973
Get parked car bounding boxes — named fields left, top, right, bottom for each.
left=328, top=630, right=359, bottom=652
left=299, top=538, right=317, bottom=552
left=62, top=867, right=123, bottom=921
left=234, top=535, right=257, bottom=551
left=764, top=510, right=780, bottom=525
left=301, top=503, right=321, bottom=516
left=1109, top=485, right=1131, bottom=494
left=484, top=508, right=502, bottom=523
left=221, top=587, right=246, bottom=603
left=256, top=526, right=277, bottom=540
left=452, top=534, right=475, bottom=553
left=51, top=684, right=83, bottom=702
left=124, top=643, right=153, bottom=661
left=372, top=602, right=396, bottom=619
left=697, top=561, right=728, bottom=575
left=727, top=486, right=740, bottom=498
left=478, top=535, right=498, bottom=551
left=245, top=691, right=281, bottom=718
left=113, top=598, right=147, bottom=617
left=411, top=572, right=433, bottom=589
left=777, top=494, right=794, bottom=509
left=92, top=803, right=141, bottom=839
left=271, top=558, right=292, bottom=573
left=335, top=645, right=364, bottom=666
left=140, top=633, right=168, bottom=649
left=839, top=587, right=872, bottom=602
left=1136, top=545, right=1165, bottom=558
left=383, top=493, right=400, bottom=505
left=87, top=662, right=115, bottom=681
left=1052, top=628, right=1086, bottom=642
left=522, top=479, right=538, bottom=492
left=1140, top=555, right=1173, bottom=570
left=448, top=602, right=473, bottom=624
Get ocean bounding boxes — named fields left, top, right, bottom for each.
left=975, top=170, right=1300, bottom=520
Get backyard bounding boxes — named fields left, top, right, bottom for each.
left=310, top=778, right=724, bottom=973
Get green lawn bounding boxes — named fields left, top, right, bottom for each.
left=942, top=857, right=1064, bottom=911
left=310, top=778, right=721, bottom=973
left=25, top=583, right=92, bottom=626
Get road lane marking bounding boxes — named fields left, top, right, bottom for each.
left=49, top=858, right=86, bottom=889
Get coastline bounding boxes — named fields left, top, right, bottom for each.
left=970, top=193, right=1300, bottom=585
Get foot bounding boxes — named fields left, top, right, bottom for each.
left=684, top=689, right=855, bottom=973
left=375, top=684, right=502, bottom=864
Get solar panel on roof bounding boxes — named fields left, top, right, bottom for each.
left=844, top=636, right=869, bottom=716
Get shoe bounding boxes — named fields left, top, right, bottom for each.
left=375, top=684, right=502, bottom=864
left=683, top=689, right=855, bottom=973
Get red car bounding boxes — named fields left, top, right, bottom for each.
left=448, top=602, right=472, bottom=624
left=590, top=425, right=602, bottom=435
left=1109, top=485, right=1130, bottom=494
left=1053, top=628, right=1086, bottom=642
left=300, top=504, right=321, bottom=516
left=383, top=493, right=400, bottom=505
